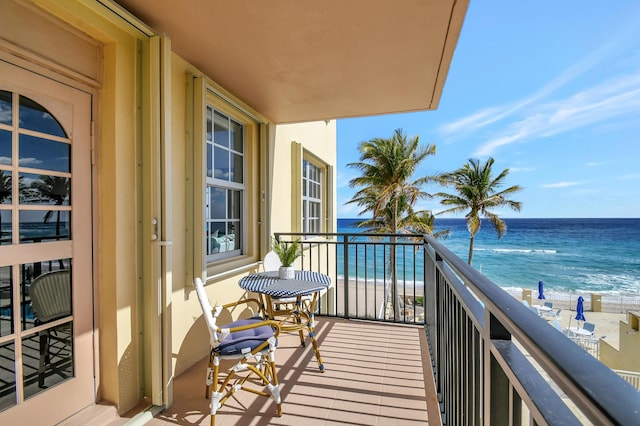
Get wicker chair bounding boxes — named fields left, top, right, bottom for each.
left=194, top=277, right=282, bottom=425
left=29, top=270, right=72, bottom=388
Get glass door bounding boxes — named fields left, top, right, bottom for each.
left=0, top=59, right=94, bottom=422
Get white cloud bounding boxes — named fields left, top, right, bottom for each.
left=336, top=169, right=358, bottom=189
left=18, top=157, right=42, bottom=167
left=0, top=105, right=10, bottom=123
left=437, top=107, right=503, bottom=136
left=440, top=35, right=620, bottom=140
left=337, top=199, right=360, bottom=217
left=474, top=72, right=640, bottom=156
left=541, top=181, right=579, bottom=188
left=509, top=166, right=536, bottom=172
left=618, top=173, right=640, bottom=180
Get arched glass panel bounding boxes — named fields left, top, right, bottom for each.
left=19, top=135, right=70, bottom=173
left=0, top=90, right=11, bottom=125
left=19, top=96, right=66, bottom=138
left=0, top=129, right=11, bottom=165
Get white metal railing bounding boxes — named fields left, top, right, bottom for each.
left=614, top=369, right=640, bottom=390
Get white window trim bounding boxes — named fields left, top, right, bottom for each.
left=303, top=159, right=322, bottom=234
left=187, top=74, right=267, bottom=282
left=205, top=106, right=245, bottom=262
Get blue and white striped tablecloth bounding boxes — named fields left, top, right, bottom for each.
left=238, top=271, right=331, bottom=298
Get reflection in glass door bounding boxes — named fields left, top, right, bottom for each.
left=0, top=63, right=93, bottom=422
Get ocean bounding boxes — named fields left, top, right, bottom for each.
left=337, top=218, right=640, bottom=297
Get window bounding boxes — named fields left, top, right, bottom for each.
left=188, top=77, right=264, bottom=278
left=205, top=107, right=244, bottom=260
left=302, top=159, right=322, bottom=233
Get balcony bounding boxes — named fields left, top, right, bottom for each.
left=71, top=232, right=640, bottom=425
left=153, top=317, right=435, bottom=425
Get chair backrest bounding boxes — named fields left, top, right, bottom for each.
left=544, top=302, right=553, bottom=308
left=29, top=270, right=71, bottom=324
left=263, top=251, right=282, bottom=272
left=551, top=320, right=563, bottom=332
left=194, top=277, right=219, bottom=347
left=583, top=322, right=595, bottom=333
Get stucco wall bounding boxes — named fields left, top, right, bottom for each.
left=270, top=121, right=337, bottom=235
left=6, top=0, right=338, bottom=415
left=167, top=55, right=338, bottom=378
left=600, top=312, right=640, bottom=372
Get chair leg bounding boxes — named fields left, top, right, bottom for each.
left=38, top=331, right=49, bottom=388
left=294, top=301, right=306, bottom=347
left=205, top=350, right=214, bottom=399
left=267, top=339, right=282, bottom=417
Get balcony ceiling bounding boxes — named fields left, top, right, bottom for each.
left=114, top=0, right=469, bottom=124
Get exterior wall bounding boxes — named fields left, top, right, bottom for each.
left=3, top=0, right=338, bottom=416
left=270, top=121, right=337, bottom=235
left=4, top=0, right=147, bottom=414
left=167, top=55, right=338, bottom=378
left=600, top=312, right=640, bottom=372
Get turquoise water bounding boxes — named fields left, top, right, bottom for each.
left=337, top=218, right=640, bottom=296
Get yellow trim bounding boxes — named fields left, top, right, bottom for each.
left=294, top=146, right=333, bottom=234
left=187, top=74, right=207, bottom=283
left=291, top=142, right=303, bottom=233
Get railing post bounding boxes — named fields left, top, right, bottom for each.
left=343, top=234, right=349, bottom=319
left=485, top=313, right=512, bottom=425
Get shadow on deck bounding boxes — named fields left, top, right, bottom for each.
left=68, top=318, right=439, bottom=425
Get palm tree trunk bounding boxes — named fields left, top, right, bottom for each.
left=388, top=199, right=402, bottom=319
left=468, top=235, right=475, bottom=265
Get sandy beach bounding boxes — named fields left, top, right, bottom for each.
left=331, top=278, right=637, bottom=350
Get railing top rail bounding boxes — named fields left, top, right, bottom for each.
left=423, top=233, right=640, bottom=425
left=275, top=231, right=426, bottom=239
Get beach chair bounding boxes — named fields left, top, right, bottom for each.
left=544, top=308, right=562, bottom=321
left=544, top=301, right=553, bottom=309
left=194, top=277, right=282, bottom=424
left=583, top=322, right=596, bottom=335
left=29, top=270, right=72, bottom=388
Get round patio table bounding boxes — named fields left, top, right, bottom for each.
left=238, top=270, right=331, bottom=372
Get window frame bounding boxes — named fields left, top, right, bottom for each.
left=302, top=159, right=322, bottom=234
left=188, top=76, right=266, bottom=281
left=205, top=106, right=245, bottom=262
left=292, top=143, right=332, bottom=236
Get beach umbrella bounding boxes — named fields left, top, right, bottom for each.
left=575, top=296, right=586, bottom=323
left=537, top=281, right=546, bottom=301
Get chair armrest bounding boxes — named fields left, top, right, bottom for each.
left=218, top=319, right=281, bottom=338
left=221, top=297, right=263, bottom=312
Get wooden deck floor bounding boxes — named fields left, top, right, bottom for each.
left=66, top=318, right=440, bottom=426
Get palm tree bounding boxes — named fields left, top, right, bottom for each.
left=0, top=170, right=11, bottom=243
left=31, top=175, right=70, bottom=238
left=346, top=128, right=438, bottom=318
left=436, top=157, right=523, bottom=265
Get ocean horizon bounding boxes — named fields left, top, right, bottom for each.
left=337, top=217, right=640, bottom=297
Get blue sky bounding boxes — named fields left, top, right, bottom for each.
left=336, top=2, right=640, bottom=219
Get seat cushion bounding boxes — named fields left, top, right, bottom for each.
left=217, top=318, right=275, bottom=356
